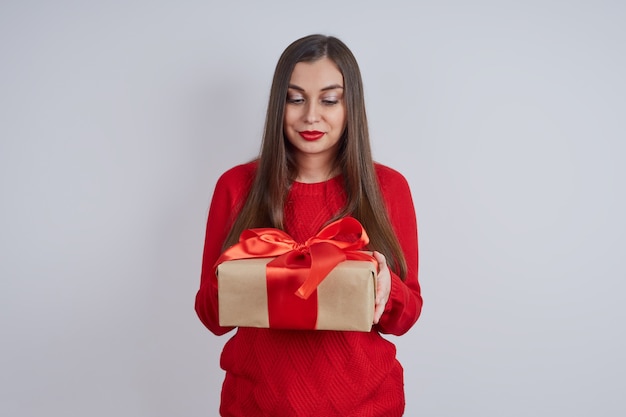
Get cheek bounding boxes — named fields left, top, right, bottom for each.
left=282, top=111, right=298, bottom=142
left=283, top=108, right=297, bottom=129
left=334, top=108, right=347, bottom=129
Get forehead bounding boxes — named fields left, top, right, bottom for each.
left=289, top=57, right=344, bottom=89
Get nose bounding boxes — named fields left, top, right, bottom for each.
left=304, top=101, right=320, bottom=124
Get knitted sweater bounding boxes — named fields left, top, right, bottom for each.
left=195, top=161, right=422, bottom=417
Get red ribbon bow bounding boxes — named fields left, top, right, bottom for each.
left=215, top=216, right=374, bottom=299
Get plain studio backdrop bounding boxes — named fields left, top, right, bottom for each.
left=1, top=1, right=624, bottom=416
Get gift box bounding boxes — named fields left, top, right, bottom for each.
left=217, top=257, right=376, bottom=331
left=214, top=217, right=378, bottom=332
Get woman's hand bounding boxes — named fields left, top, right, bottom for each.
left=373, top=251, right=391, bottom=324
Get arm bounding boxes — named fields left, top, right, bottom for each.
left=374, top=167, right=423, bottom=336
left=194, top=164, right=254, bottom=335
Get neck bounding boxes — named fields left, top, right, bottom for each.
left=294, top=154, right=338, bottom=183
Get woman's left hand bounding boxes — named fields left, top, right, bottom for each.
left=373, top=251, right=391, bottom=324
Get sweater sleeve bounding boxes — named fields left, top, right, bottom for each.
left=195, top=164, right=255, bottom=336
left=374, top=165, right=423, bottom=336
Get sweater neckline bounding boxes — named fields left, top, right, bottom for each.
left=292, top=173, right=342, bottom=185
left=291, top=174, right=342, bottom=186
left=290, top=175, right=343, bottom=195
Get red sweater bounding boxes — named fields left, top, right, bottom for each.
left=195, top=162, right=422, bottom=417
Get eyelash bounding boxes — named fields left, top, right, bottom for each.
left=286, top=97, right=340, bottom=106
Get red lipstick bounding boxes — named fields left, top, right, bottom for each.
left=299, top=130, right=325, bottom=141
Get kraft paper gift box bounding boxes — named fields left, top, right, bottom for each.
left=214, top=216, right=377, bottom=332
left=217, top=257, right=376, bottom=331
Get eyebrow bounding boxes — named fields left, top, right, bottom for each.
left=288, top=83, right=344, bottom=92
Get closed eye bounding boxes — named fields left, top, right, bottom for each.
left=287, top=97, right=305, bottom=104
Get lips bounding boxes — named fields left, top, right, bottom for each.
left=298, top=130, right=325, bottom=141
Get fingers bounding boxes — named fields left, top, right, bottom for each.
left=373, top=250, right=386, bottom=273
left=372, top=251, right=390, bottom=325
left=373, top=302, right=385, bottom=324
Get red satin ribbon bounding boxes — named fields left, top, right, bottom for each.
left=215, top=217, right=376, bottom=329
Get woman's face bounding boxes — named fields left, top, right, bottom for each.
left=283, top=57, right=347, bottom=166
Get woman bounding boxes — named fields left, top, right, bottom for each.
left=195, top=34, right=422, bottom=416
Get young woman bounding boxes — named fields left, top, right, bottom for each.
left=195, top=34, right=422, bottom=417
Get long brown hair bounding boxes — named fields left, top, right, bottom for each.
left=223, top=34, right=407, bottom=279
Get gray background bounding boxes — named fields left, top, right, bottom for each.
left=1, top=1, right=624, bottom=416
